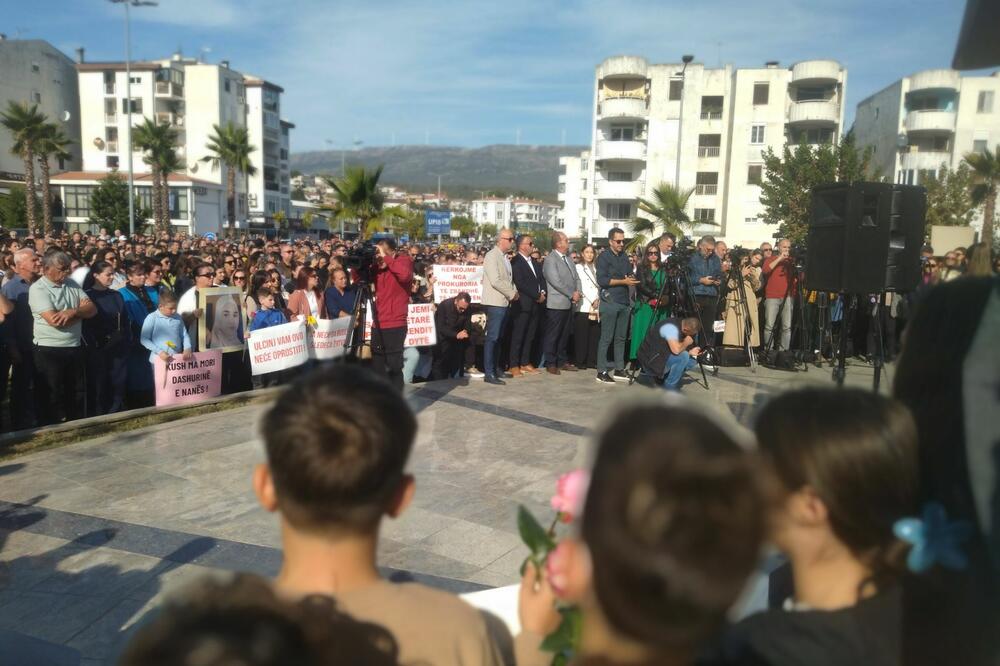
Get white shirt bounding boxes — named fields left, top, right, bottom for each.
left=518, top=252, right=537, bottom=279
left=306, top=291, right=319, bottom=318
left=178, top=286, right=200, bottom=350
left=576, top=263, right=600, bottom=315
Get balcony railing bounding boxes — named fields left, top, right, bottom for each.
left=695, top=184, right=718, bottom=195
left=105, top=113, right=118, bottom=125
left=104, top=83, right=115, bottom=95
left=700, top=110, right=723, bottom=120
left=698, top=146, right=720, bottom=157
left=155, top=81, right=183, bottom=97
left=107, top=141, right=119, bottom=153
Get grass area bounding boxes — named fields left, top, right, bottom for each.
left=0, top=394, right=274, bottom=462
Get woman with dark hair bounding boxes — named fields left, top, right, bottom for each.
left=267, top=268, right=288, bottom=313
left=629, top=241, right=669, bottom=362
left=82, top=260, right=130, bottom=415
left=243, top=269, right=271, bottom=326
left=892, top=276, right=999, bottom=666
left=120, top=262, right=159, bottom=407
left=518, top=401, right=766, bottom=666
left=573, top=244, right=600, bottom=369
left=286, top=265, right=327, bottom=321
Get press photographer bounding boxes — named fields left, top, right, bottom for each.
left=636, top=316, right=703, bottom=391
left=371, top=238, right=414, bottom=389
left=762, top=238, right=797, bottom=351
left=687, top=236, right=723, bottom=353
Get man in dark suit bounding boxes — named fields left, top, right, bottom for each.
left=508, top=234, right=546, bottom=377
left=432, top=292, right=472, bottom=380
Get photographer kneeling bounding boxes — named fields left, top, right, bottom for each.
left=636, top=316, right=702, bottom=391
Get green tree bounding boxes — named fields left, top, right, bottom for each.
left=291, top=186, right=306, bottom=200
left=273, top=209, right=288, bottom=231
left=963, top=146, right=1000, bottom=276
left=201, top=122, right=257, bottom=237
left=480, top=222, right=498, bottom=240
left=35, top=123, right=73, bottom=235
left=0, top=102, right=47, bottom=235
left=450, top=215, right=476, bottom=238
left=323, top=166, right=388, bottom=238
left=923, top=162, right=975, bottom=235
left=134, top=118, right=181, bottom=233
left=88, top=171, right=150, bottom=230
left=290, top=169, right=302, bottom=178
left=760, top=136, right=874, bottom=245
left=0, top=185, right=41, bottom=229
left=302, top=210, right=314, bottom=230
left=628, top=182, right=695, bottom=251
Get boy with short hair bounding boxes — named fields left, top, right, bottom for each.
left=254, top=365, right=504, bottom=666
left=248, top=287, right=288, bottom=388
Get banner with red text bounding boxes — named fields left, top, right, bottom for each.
left=247, top=320, right=309, bottom=375
left=432, top=265, right=483, bottom=303
left=308, top=316, right=352, bottom=360
left=154, top=350, right=223, bottom=406
left=364, top=303, right=438, bottom=347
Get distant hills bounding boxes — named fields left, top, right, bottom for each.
left=289, top=144, right=588, bottom=201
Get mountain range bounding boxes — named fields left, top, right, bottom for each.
left=289, top=144, right=587, bottom=201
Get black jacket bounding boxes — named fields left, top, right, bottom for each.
left=434, top=297, right=471, bottom=343
left=635, top=264, right=669, bottom=306
left=511, top=253, right=547, bottom=313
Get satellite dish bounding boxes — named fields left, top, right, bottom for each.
left=61, top=110, right=71, bottom=122
left=93, top=137, right=105, bottom=150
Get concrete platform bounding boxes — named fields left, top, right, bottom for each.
left=0, top=360, right=887, bottom=664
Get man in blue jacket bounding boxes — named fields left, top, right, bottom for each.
left=687, top=235, right=723, bottom=356
left=595, top=227, right=639, bottom=384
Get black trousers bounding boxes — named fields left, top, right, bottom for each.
left=543, top=308, right=574, bottom=368
left=573, top=312, right=600, bottom=369
left=34, top=345, right=83, bottom=425
left=85, top=344, right=128, bottom=416
left=509, top=306, right=540, bottom=368
left=695, top=295, right=719, bottom=348
left=9, top=344, right=39, bottom=430
left=432, top=338, right=468, bottom=380
left=372, top=326, right=407, bottom=390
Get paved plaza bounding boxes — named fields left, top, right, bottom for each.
left=0, top=360, right=885, bottom=664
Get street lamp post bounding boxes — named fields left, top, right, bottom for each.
left=110, top=0, right=157, bottom=237
left=674, top=55, right=694, bottom=192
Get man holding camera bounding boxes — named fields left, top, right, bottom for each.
left=762, top=238, right=795, bottom=351
left=372, top=238, right=413, bottom=389
left=687, top=236, right=723, bottom=356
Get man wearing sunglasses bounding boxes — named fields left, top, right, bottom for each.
left=480, top=229, right=519, bottom=385
left=595, top=227, right=639, bottom=384
left=178, top=263, right=218, bottom=350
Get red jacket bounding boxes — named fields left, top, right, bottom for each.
left=374, top=253, right=413, bottom=329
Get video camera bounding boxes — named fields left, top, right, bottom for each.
left=344, top=241, right=379, bottom=283
left=664, top=237, right=696, bottom=274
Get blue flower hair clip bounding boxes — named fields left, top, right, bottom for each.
left=893, top=502, right=974, bottom=574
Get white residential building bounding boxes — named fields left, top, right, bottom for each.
left=854, top=69, right=1000, bottom=190
left=578, top=56, right=847, bottom=245
left=557, top=150, right=589, bottom=235
left=0, top=38, right=82, bottom=194
left=245, top=76, right=292, bottom=225
left=70, top=53, right=291, bottom=234
left=470, top=197, right=560, bottom=232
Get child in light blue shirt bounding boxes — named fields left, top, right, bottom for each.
left=140, top=289, right=193, bottom=363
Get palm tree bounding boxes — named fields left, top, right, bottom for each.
left=323, top=166, right=388, bottom=238
left=963, top=146, right=999, bottom=276
left=133, top=119, right=180, bottom=233
left=0, top=102, right=47, bottom=234
left=201, top=122, right=257, bottom=237
left=35, top=123, right=73, bottom=235
left=627, top=182, right=697, bottom=251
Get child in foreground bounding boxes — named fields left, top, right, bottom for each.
left=248, top=286, right=288, bottom=388
left=518, top=399, right=767, bottom=666
left=254, top=364, right=504, bottom=666
left=139, top=288, right=193, bottom=364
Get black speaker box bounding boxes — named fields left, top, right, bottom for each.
left=805, top=183, right=925, bottom=293
left=718, top=347, right=749, bottom=367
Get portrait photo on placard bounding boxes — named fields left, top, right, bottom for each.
left=198, top=286, right=245, bottom=353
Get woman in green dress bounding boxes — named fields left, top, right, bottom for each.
left=629, top=241, right=671, bottom=360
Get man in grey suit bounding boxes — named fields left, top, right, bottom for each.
left=480, top=228, right=518, bottom=385
left=541, top=231, right=582, bottom=375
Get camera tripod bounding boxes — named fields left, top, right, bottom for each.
left=341, top=280, right=386, bottom=361
left=831, top=292, right=888, bottom=392
left=725, top=260, right=758, bottom=372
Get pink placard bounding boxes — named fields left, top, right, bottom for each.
left=153, top=349, right=223, bottom=406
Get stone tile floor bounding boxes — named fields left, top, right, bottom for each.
left=0, top=360, right=885, bottom=664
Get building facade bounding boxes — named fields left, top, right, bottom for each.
left=245, top=77, right=293, bottom=227
left=470, top=197, right=560, bottom=232
left=575, top=56, right=846, bottom=245
left=0, top=38, right=82, bottom=194
left=557, top=150, right=589, bottom=237
left=854, top=69, right=1000, bottom=190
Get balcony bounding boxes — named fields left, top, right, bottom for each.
left=155, top=81, right=183, bottom=98
left=155, top=112, right=185, bottom=128
left=700, top=110, right=723, bottom=120
left=900, top=150, right=951, bottom=171
left=104, top=82, right=115, bottom=95
left=909, top=69, right=960, bottom=93
left=904, top=110, right=956, bottom=133
left=597, top=56, right=648, bottom=80
left=598, top=96, right=648, bottom=120
left=697, top=145, right=720, bottom=157
left=694, top=184, right=718, bottom=195
left=787, top=100, right=839, bottom=125
left=104, top=113, right=118, bottom=125
left=106, top=141, right=119, bottom=153
left=790, top=60, right=841, bottom=85
left=595, top=139, right=646, bottom=161
left=595, top=179, right=644, bottom=199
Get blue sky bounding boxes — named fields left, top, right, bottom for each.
left=5, top=0, right=983, bottom=151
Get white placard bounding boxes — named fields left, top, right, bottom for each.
left=432, top=265, right=483, bottom=303
left=247, top=320, right=309, bottom=375
left=364, top=303, right=438, bottom=347
left=308, top=316, right=353, bottom=360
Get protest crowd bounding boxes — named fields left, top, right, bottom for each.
left=0, top=224, right=995, bottom=666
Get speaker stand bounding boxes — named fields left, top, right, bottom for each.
left=870, top=293, right=887, bottom=393
left=832, top=293, right=856, bottom=387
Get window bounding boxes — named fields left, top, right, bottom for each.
left=225, top=79, right=231, bottom=93
left=605, top=202, right=632, bottom=220
left=581, top=159, right=588, bottom=170
left=909, top=96, right=940, bottom=112
left=495, top=210, right=503, bottom=221
left=31, top=91, right=41, bottom=103
left=64, top=186, right=92, bottom=217
left=796, top=86, right=831, bottom=102
left=695, top=172, right=718, bottom=195
left=607, top=171, right=633, bottom=181
left=669, top=79, right=683, bottom=101
left=698, top=134, right=721, bottom=157
left=107, top=155, right=119, bottom=169
left=918, top=169, right=937, bottom=184
left=751, top=124, right=765, bottom=144
left=973, top=139, right=988, bottom=154
left=694, top=208, right=715, bottom=222
left=129, top=76, right=141, bottom=84
left=978, top=91, right=994, bottom=113
left=747, top=164, right=763, bottom=185
left=279, top=148, right=288, bottom=160
left=753, top=83, right=769, bottom=105
left=31, top=62, right=40, bottom=73
left=609, top=125, right=635, bottom=141
left=700, top=96, right=723, bottom=120
left=558, top=183, right=566, bottom=193
left=874, top=107, right=880, bottom=120
left=168, top=189, right=189, bottom=219
left=745, top=217, right=759, bottom=225
left=122, top=97, right=142, bottom=114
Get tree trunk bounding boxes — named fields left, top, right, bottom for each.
left=161, top=171, right=170, bottom=235
left=38, top=155, right=52, bottom=236
left=22, top=150, right=37, bottom=235
left=971, top=191, right=995, bottom=276
left=227, top=166, right=236, bottom=239
left=150, top=169, right=162, bottom=235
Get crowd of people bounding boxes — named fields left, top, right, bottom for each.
left=113, top=273, right=997, bottom=666
left=0, top=225, right=994, bottom=430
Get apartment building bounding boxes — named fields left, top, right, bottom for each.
left=556, top=150, right=589, bottom=235
left=571, top=56, right=846, bottom=245
left=0, top=38, right=81, bottom=194
left=65, top=52, right=291, bottom=233
left=854, top=69, right=1000, bottom=189
left=470, top=197, right=560, bottom=231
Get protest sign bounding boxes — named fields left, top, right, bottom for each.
left=197, top=286, right=246, bottom=353
left=364, top=303, right=438, bottom=347
left=154, top=350, right=223, bottom=406
left=308, top=316, right=352, bottom=360
left=432, top=265, right=483, bottom=303
left=247, top=320, right=309, bottom=375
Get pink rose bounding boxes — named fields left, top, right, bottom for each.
left=545, top=540, right=571, bottom=597
left=551, top=469, right=590, bottom=523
